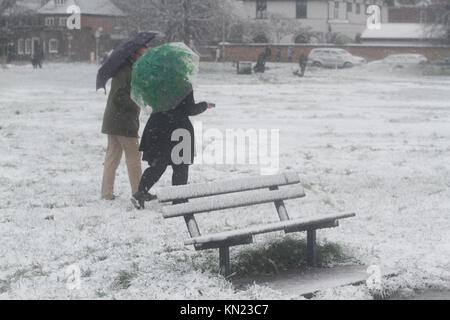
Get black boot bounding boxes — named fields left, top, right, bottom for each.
left=131, top=191, right=157, bottom=210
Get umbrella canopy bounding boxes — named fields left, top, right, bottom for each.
left=96, top=32, right=158, bottom=91
left=131, top=42, right=199, bottom=113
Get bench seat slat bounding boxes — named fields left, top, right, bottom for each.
left=162, top=186, right=306, bottom=218
left=184, top=213, right=356, bottom=246
left=157, top=172, right=300, bottom=203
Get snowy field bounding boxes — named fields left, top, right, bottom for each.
left=0, top=62, right=449, bottom=299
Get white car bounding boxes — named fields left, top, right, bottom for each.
left=308, top=48, right=366, bottom=68
left=382, top=54, right=428, bottom=67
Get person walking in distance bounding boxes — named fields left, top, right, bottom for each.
left=299, top=51, right=308, bottom=77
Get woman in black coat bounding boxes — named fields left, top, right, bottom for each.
left=132, top=91, right=213, bottom=209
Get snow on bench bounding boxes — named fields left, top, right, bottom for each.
left=156, top=171, right=300, bottom=202
left=157, top=172, right=356, bottom=277
left=162, top=186, right=305, bottom=218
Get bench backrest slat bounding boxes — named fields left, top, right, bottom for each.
left=162, top=185, right=305, bottom=218
left=157, top=172, right=300, bottom=203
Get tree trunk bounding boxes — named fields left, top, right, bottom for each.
left=182, top=0, right=191, bottom=45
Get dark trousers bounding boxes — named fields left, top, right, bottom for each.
left=138, top=160, right=189, bottom=194
left=300, top=65, right=306, bottom=77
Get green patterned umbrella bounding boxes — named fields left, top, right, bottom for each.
left=131, top=42, right=199, bottom=113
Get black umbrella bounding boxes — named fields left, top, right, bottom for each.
left=96, top=32, right=158, bottom=92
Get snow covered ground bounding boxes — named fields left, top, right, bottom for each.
left=0, top=62, right=449, bottom=299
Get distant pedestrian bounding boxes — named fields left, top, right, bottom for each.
left=254, top=51, right=266, bottom=73
left=298, top=52, right=308, bottom=77
left=265, top=47, right=272, bottom=61
left=275, top=48, right=281, bottom=62
left=31, top=46, right=43, bottom=69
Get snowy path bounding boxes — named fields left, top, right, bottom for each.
left=0, top=62, right=449, bottom=299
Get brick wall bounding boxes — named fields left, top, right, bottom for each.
left=81, top=15, right=117, bottom=34
left=388, top=8, right=437, bottom=23
left=217, top=44, right=450, bottom=62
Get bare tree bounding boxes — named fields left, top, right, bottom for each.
left=431, top=1, right=450, bottom=44
left=415, top=0, right=450, bottom=44
left=111, top=0, right=240, bottom=45
left=241, top=14, right=310, bottom=44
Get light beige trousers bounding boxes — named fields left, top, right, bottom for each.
left=101, top=135, right=142, bottom=200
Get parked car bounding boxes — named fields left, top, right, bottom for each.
left=432, top=56, right=450, bottom=66
left=308, top=48, right=366, bottom=68
left=381, top=54, right=428, bottom=67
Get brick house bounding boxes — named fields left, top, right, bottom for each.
left=0, top=0, right=43, bottom=62
left=0, top=0, right=128, bottom=62
left=388, top=0, right=447, bottom=24
left=235, top=0, right=390, bottom=43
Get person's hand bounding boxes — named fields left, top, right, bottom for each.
left=206, top=102, right=216, bottom=109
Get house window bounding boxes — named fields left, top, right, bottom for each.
left=59, top=17, right=67, bottom=26
left=334, top=2, right=339, bottom=19
left=55, top=0, right=67, bottom=4
left=45, top=17, right=55, bottom=26
left=347, top=2, right=352, bottom=13
left=25, top=39, right=32, bottom=55
left=18, top=39, right=24, bottom=55
left=356, top=3, right=361, bottom=14
left=256, top=0, right=267, bottom=19
left=49, top=39, right=58, bottom=53
left=296, top=0, right=307, bottom=19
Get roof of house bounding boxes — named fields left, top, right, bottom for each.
left=361, top=23, right=446, bottom=40
left=38, top=0, right=126, bottom=17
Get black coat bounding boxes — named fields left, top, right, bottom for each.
left=140, top=91, right=207, bottom=166
left=254, top=52, right=266, bottom=73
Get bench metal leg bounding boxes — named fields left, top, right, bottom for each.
left=269, top=186, right=290, bottom=221
left=307, top=229, right=317, bottom=267
left=219, top=247, right=230, bottom=277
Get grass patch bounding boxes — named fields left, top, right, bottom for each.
left=0, top=280, right=10, bottom=294
left=110, top=270, right=136, bottom=291
left=95, top=289, right=107, bottom=298
left=0, top=264, right=49, bottom=295
left=231, top=237, right=349, bottom=277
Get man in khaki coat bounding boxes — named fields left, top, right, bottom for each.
left=101, top=46, right=147, bottom=200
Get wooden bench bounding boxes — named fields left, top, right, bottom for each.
left=156, top=172, right=355, bottom=277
